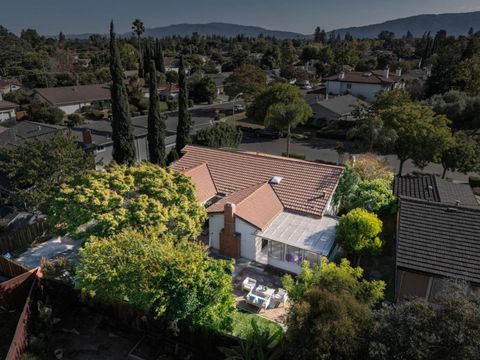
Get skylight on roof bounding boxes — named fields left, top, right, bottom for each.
left=269, top=176, right=283, bottom=184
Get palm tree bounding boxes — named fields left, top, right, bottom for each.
left=131, top=18, right=145, bottom=44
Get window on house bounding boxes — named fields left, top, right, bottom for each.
left=304, top=251, right=321, bottom=266
left=285, top=245, right=303, bottom=265
left=95, top=146, right=105, bottom=153
left=268, top=241, right=284, bottom=261
left=346, top=83, right=352, bottom=89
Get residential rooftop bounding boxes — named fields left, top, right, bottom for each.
left=170, top=145, right=344, bottom=218
left=324, top=70, right=402, bottom=85
left=394, top=174, right=479, bottom=207
left=34, top=84, right=110, bottom=106
left=397, top=197, right=480, bottom=284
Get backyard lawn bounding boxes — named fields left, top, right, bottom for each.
left=229, top=310, right=283, bottom=339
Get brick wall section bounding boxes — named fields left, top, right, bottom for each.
left=219, top=203, right=241, bottom=258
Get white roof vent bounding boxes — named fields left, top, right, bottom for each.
left=269, top=176, right=283, bottom=184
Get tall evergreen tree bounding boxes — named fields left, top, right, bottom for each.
left=176, top=56, right=192, bottom=152
left=147, top=60, right=166, bottom=166
left=155, top=39, right=166, bottom=73
left=110, top=21, right=136, bottom=164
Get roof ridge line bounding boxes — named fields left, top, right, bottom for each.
left=182, top=144, right=345, bottom=170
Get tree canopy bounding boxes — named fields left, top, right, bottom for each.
left=76, top=228, right=235, bottom=332
left=265, top=100, right=312, bottom=156
left=46, top=162, right=207, bottom=240
left=194, top=122, right=242, bottom=149
left=248, top=83, right=311, bottom=123
left=224, top=64, right=267, bottom=102
left=336, top=208, right=383, bottom=265
left=283, top=259, right=384, bottom=360
left=369, top=281, right=480, bottom=360
left=379, top=103, right=453, bottom=175
left=0, top=132, right=92, bottom=212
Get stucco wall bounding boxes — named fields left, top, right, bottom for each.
left=59, top=102, right=91, bottom=115
left=0, top=109, right=15, bottom=122
left=326, top=81, right=394, bottom=103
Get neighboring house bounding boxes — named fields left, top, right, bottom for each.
left=0, top=78, right=22, bottom=99
left=309, top=94, right=366, bottom=124
left=159, top=84, right=180, bottom=101
left=71, top=117, right=176, bottom=169
left=210, top=72, right=232, bottom=96
left=394, top=174, right=480, bottom=301
left=33, top=84, right=111, bottom=115
left=0, top=121, right=66, bottom=150
left=164, top=57, right=180, bottom=73
left=171, top=145, right=344, bottom=274
left=324, top=67, right=405, bottom=103
left=0, top=100, right=17, bottom=122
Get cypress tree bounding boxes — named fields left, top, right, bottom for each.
left=175, top=56, right=191, bottom=152
left=155, top=39, right=166, bottom=73
left=110, top=21, right=136, bottom=164
left=147, top=60, right=166, bottom=166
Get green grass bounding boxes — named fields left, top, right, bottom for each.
left=229, top=310, right=283, bottom=339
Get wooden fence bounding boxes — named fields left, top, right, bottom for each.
left=0, top=256, right=30, bottom=278
left=5, top=272, right=39, bottom=360
left=0, top=220, right=49, bottom=254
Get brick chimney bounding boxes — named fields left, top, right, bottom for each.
left=82, top=129, right=92, bottom=144
left=219, top=203, right=241, bottom=258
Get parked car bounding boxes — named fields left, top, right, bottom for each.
left=256, top=127, right=282, bottom=139
left=233, top=104, right=245, bottom=112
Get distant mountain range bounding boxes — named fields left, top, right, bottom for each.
left=64, top=11, right=480, bottom=40
left=331, top=11, right=480, bottom=38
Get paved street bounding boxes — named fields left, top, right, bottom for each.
left=239, top=134, right=479, bottom=182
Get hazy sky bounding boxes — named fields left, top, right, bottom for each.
left=1, top=0, right=480, bottom=35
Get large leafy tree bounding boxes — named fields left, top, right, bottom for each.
left=380, top=103, right=454, bottom=175
left=1, top=132, right=92, bottom=212
left=147, top=60, right=166, bottom=166
left=248, top=83, right=311, bottom=123
left=336, top=208, right=383, bottom=265
left=440, top=131, right=480, bottom=178
left=283, top=259, right=384, bottom=360
left=369, top=281, right=480, bottom=360
left=176, top=56, right=192, bottom=152
left=457, top=54, right=480, bottom=96
left=195, top=122, right=242, bottom=149
left=189, top=76, right=217, bottom=104
left=46, top=162, right=207, bottom=240
left=110, top=21, right=136, bottom=164
left=265, top=101, right=312, bottom=156
left=343, top=178, right=396, bottom=213
left=224, top=64, right=267, bottom=103
left=76, top=229, right=235, bottom=332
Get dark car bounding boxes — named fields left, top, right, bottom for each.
left=256, top=127, right=282, bottom=139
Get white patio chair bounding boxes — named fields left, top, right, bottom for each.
left=273, top=288, right=288, bottom=307
left=242, top=277, right=257, bottom=292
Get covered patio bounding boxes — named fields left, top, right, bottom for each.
left=257, top=212, right=338, bottom=273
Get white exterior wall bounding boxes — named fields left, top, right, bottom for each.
left=0, top=108, right=15, bottom=122
left=208, top=213, right=224, bottom=250
left=59, top=102, right=91, bottom=115
left=326, top=81, right=393, bottom=103
left=208, top=214, right=259, bottom=261
left=236, top=218, right=258, bottom=260
left=268, top=258, right=302, bottom=274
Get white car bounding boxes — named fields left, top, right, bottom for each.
left=233, top=104, right=245, bottom=112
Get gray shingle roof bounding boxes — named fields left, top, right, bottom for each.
left=35, top=84, right=110, bottom=106
left=311, top=94, right=367, bottom=117
left=397, top=197, right=480, bottom=284
left=394, top=174, right=478, bottom=207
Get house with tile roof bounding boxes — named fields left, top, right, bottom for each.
left=170, top=145, right=344, bottom=273
left=324, top=67, right=405, bottom=102
left=394, top=174, right=480, bottom=301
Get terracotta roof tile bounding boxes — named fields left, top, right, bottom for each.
left=171, top=145, right=344, bottom=217
left=208, top=182, right=284, bottom=230
left=182, top=163, right=217, bottom=203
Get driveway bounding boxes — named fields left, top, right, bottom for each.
left=239, top=134, right=479, bottom=182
